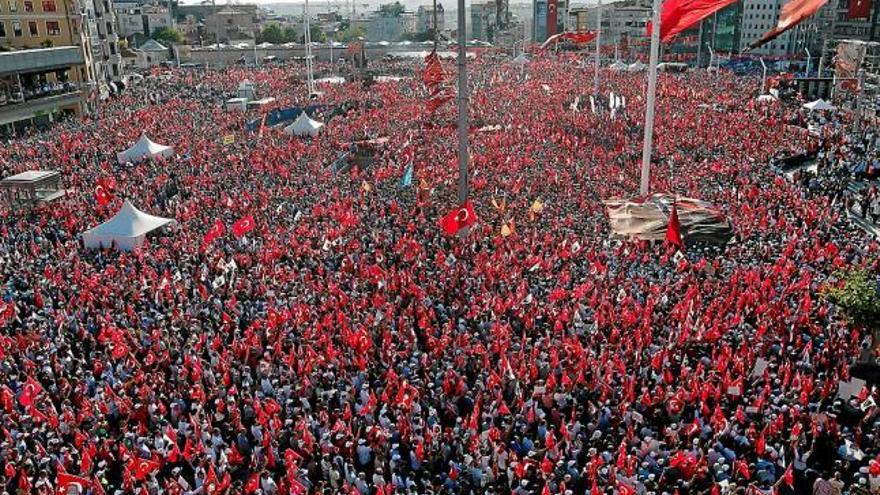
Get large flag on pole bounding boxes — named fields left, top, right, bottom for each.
left=540, top=31, right=597, bottom=49
left=749, top=0, right=828, bottom=49
left=647, top=0, right=740, bottom=41
left=848, top=0, right=871, bottom=18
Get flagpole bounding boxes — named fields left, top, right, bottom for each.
left=639, top=0, right=661, bottom=196
left=594, top=0, right=602, bottom=97
left=456, top=0, right=469, bottom=203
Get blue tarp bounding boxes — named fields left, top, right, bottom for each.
left=246, top=104, right=329, bottom=132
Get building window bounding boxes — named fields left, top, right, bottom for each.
left=0, top=21, right=5, bottom=37
left=23, top=0, right=31, bottom=11
left=8, top=0, right=16, bottom=11
left=112, top=64, right=119, bottom=76
left=41, top=0, right=55, bottom=11
left=12, top=19, right=22, bottom=36
left=46, top=19, right=60, bottom=35
left=27, top=19, right=37, bottom=35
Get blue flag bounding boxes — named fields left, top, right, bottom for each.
left=400, top=163, right=413, bottom=188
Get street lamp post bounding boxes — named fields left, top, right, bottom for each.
left=456, top=0, right=469, bottom=203
left=639, top=0, right=661, bottom=196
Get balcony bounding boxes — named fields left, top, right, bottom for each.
left=0, top=47, right=85, bottom=76
left=0, top=90, right=83, bottom=126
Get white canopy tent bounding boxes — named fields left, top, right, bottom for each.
left=803, top=99, right=836, bottom=111
left=116, top=134, right=174, bottom=164
left=284, top=112, right=324, bottom=137
left=81, top=201, right=176, bottom=251
left=511, top=54, right=530, bottom=65
left=609, top=60, right=629, bottom=72
left=627, top=61, right=647, bottom=72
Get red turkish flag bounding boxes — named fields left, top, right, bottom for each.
left=848, top=0, right=871, bottom=18
left=647, top=0, right=739, bottom=41
left=127, top=458, right=161, bottom=481
left=94, top=185, right=112, bottom=206
left=425, top=88, right=454, bottom=114
left=439, top=200, right=477, bottom=235
left=18, top=376, right=42, bottom=406
left=57, top=472, right=91, bottom=492
left=750, top=0, right=828, bottom=49
left=547, top=0, right=559, bottom=37
left=232, top=215, right=255, bottom=238
left=245, top=473, right=261, bottom=493
left=203, top=219, right=226, bottom=245
left=423, top=51, right=445, bottom=87
left=665, top=203, right=683, bottom=249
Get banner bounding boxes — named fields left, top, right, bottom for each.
left=547, top=0, right=559, bottom=38
left=848, top=0, right=871, bottom=18
left=835, top=40, right=865, bottom=93
left=223, top=134, right=235, bottom=145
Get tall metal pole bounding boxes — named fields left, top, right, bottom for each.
left=456, top=0, right=469, bottom=203
left=855, top=69, right=865, bottom=132
left=304, top=0, right=315, bottom=95
left=696, top=19, right=703, bottom=68
left=805, top=47, right=811, bottom=76
left=594, top=0, right=602, bottom=97
left=759, top=57, right=767, bottom=94
left=433, top=0, right=439, bottom=51
left=639, top=0, right=660, bottom=196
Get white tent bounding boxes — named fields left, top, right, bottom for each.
left=627, top=61, right=647, bottom=72
left=511, top=54, right=530, bottom=65
left=116, top=134, right=174, bottom=164
left=81, top=201, right=176, bottom=251
left=284, top=112, right=324, bottom=137
left=803, top=99, right=836, bottom=111
left=609, top=60, right=629, bottom=72
left=756, top=94, right=777, bottom=103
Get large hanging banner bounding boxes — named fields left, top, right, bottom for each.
left=547, top=0, right=558, bottom=38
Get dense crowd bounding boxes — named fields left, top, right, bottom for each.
left=0, top=53, right=879, bottom=495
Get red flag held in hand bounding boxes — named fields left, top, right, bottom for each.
left=203, top=219, right=226, bottom=245
left=232, top=215, right=256, bottom=238
left=127, top=458, right=161, bottom=481
left=57, top=472, right=91, bottom=492
left=666, top=202, right=683, bottom=249
left=439, top=200, right=477, bottom=235
left=95, top=185, right=113, bottom=206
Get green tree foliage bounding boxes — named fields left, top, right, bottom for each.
left=379, top=1, right=404, bottom=17
left=334, top=25, right=366, bottom=42
left=302, top=25, right=327, bottom=43
left=823, top=268, right=880, bottom=359
left=151, top=26, right=186, bottom=44
left=258, top=23, right=286, bottom=44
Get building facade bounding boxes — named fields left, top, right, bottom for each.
left=0, top=46, right=89, bottom=133
left=532, top=0, right=567, bottom=42
left=0, top=0, right=113, bottom=132
left=471, top=1, right=495, bottom=40
left=114, top=1, right=174, bottom=42
left=416, top=4, right=444, bottom=35
left=739, top=0, right=801, bottom=56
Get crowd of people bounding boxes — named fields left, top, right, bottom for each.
left=0, top=52, right=879, bottom=495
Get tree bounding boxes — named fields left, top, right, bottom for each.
left=335, top=25, right=366, bottom=42
left=258, top=23, right=286, bottom=44
left=823, top=268, right=880, bottom=362
left=301, top=25, right=326, bottom=43
left=283, top=27, right=298, bottom=43
left=378, top=1, right=404, bottom=17
left=151, top=27, right=185, bottom=44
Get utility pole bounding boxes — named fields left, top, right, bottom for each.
left=855, top=69, right=865, bottom=132
left=594, top=0, right=602, bottom=97
left=696, top=19, right=703, bottom=68
left=639, top=0, right=660, bottom=196
left=759, top=57, right=767, bottom=94
left=433, top=0, right=439, bottom=51
left=456, top=0, right=469, bottom=202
